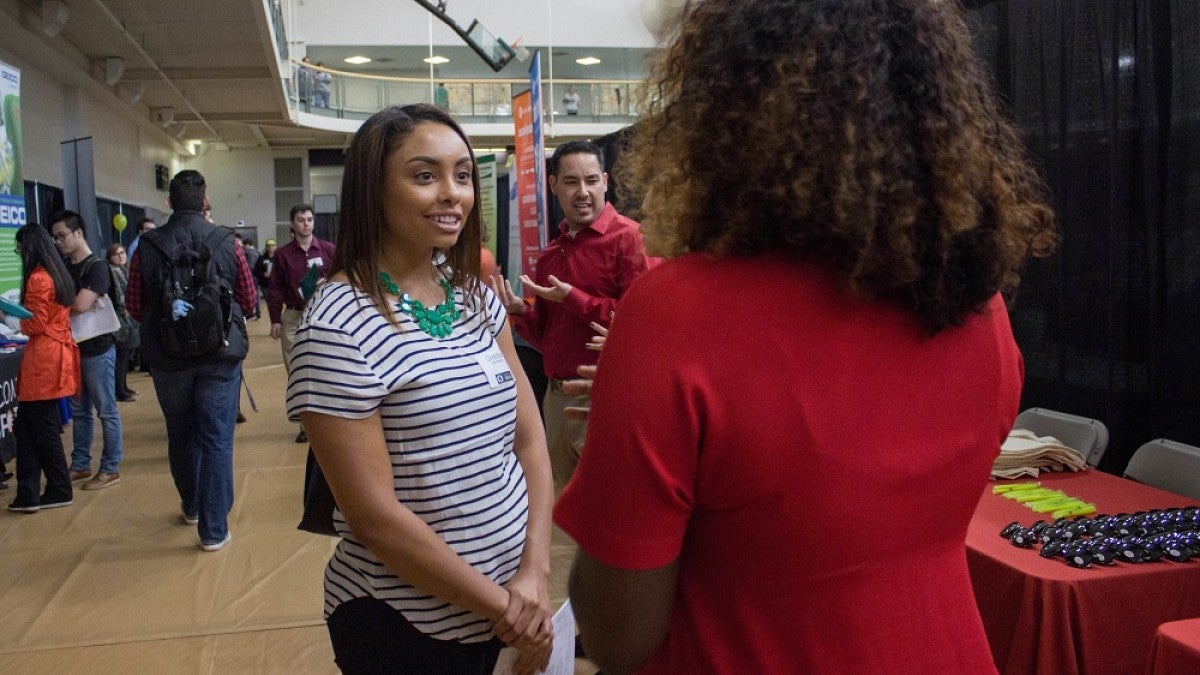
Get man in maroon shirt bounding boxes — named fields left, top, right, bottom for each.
left=267, top=204, right=335, bottom=443
left=494, top=140, right=653, bottom=487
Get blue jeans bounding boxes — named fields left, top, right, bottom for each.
left=71, top=345, right=124, bottom=475
left=152, top=360, right=241, bottom=544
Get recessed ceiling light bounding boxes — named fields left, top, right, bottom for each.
left=344, top=55, right=372, bottom=65
left=575, top=57, right=601, bottom=66
left=423, top=55, right=450, bottom=64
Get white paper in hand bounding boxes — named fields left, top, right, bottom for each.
left=492, top=600, right=576, bottom=675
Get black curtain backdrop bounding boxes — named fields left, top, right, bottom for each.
left=967, top=0, right=1200, bottom=473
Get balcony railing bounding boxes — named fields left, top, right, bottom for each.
left=289, top=61, right=642, bottom=124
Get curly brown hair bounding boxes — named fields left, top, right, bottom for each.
left=623, top=0, right=1057, bottom=334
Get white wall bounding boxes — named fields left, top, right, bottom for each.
left=293, top=0, right=653, bottom=48
left=0, top=44, right=182, bottom=212
left=184, top=148, right=276, bottom=248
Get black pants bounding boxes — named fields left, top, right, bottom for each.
left=115, top=345, right=132, bottom=396
left=327, top=597, right=504, bottom=674
left=14, top=399, right=71, bottom=504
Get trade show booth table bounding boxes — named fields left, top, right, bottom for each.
left=1147, top=618, right=1200, bottom=675
left=968, top=470, right=1200, bottom=675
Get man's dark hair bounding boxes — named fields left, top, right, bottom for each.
left=50, top=209, right=85, bottom=232
left=289, top=204, right=314, bottom=221
left=169, top=170, right=207, bottom=211
left=245, top=239, right=256, bottom=247
left=140, top=217, right=156, bottom=232
left=550, top=140, right=605, bottom=176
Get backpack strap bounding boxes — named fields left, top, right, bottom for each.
left=141, top=230, right=172, bottom=261
left=77, top=254, right=118, bottom=306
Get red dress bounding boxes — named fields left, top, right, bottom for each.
left=554, top=252, right=1021, bottom=674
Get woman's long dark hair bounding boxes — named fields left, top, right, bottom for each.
left=335, top=103, right=484, bottom=326
left=16, top=223, right=75, bottom=306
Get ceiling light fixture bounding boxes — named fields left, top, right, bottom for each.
left=41, top=0, right=68, bottom=37
left=423, top=55, right=450, bottom=65
left=344, top=56, right=372, bottom=65
left=104, top=57, right=125, bottom=86
left=575, top=57, right=601, bottom=66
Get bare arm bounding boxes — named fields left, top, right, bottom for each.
left=569, top=550, right=678, bottom=674
left=493, top=322, right=555, bottom=668
left=71, top=287, right=100, bottom=314
left=302, top=410, right=511, bottom=624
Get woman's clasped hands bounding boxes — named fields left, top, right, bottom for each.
left=495, top=567, right=554, bottom=674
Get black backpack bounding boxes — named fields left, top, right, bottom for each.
left=143, top=228, right=235, bottom=359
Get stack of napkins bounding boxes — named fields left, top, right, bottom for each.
left=991, top=429, right=1088, bottom=479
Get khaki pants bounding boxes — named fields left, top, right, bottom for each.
left=542, top=381, right=589, bottom=489
left=280, top=308, right=304, bottom=374
left=281, top=307, right=303, bottom=422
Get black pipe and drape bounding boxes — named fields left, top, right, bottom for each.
left=966, top=0, right=1200, bottom=472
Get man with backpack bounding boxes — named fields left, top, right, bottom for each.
left=51, top=210, right=125, bottom=491
left=125, top=170, right=257, bottom=552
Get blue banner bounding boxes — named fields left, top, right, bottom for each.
left=529, top=52, right=548, bottom=247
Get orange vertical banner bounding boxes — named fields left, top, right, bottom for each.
left=512, top=89, right=542, bottom=281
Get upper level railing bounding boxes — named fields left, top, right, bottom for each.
left=288, top=61, right=643, bottom=125
left=266, top=1, right=288, bottom=63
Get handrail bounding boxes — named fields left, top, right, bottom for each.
left=288, top=60, right=642, bottom=122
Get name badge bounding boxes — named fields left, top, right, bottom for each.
left=307, top=257, right=324, bottom=268
left=475, top=343, right=513, bottom=389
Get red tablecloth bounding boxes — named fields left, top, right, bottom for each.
left=1147, top=618, right=1200, bottom=675
left=968, top=470, right=1200, bottom=675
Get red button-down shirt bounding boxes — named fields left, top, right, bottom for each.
left=126, top=237, right=257, bottom=321
left=266, top=237, right=336, bottom=324
left=511, top=202, right=652, bottom=380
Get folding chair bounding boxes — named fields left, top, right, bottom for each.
left=1124, top=439, right=1200, bottom=501
left=1012, top=407, right=1110, bottom=467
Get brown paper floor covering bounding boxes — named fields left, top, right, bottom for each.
left=0, top=317, right=593, bottom=674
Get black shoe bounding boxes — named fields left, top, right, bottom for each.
left=7, top=498, right=39, bottom=513
left=236, top=411, right=247, bottom=424
left=125, top=388, right=138, bottom=396
left=117, top=394, right=136, bottom=402
left=295, top=429, right=308, bottom=444
left=39, top=492, right=73, bottom=509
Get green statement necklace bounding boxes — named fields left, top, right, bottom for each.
left=379, top=271, right=461, bottom=339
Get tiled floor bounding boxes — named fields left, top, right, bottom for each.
left=0, top=317, right=597, bottom=673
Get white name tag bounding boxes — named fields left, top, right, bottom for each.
left=307, top=257, right=324, bottom=268
left=475, top=343, right=513, bottom=389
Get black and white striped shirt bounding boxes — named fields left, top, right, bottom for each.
left=286, top=281, right=528, bottom=642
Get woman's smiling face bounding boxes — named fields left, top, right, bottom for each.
left=382, top=121, right=475, bottom=255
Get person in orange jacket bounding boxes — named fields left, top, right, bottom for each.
left=6, top=223, right=81, bottom=513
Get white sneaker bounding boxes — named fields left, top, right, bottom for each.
left=200, top=532, right=231, bottom=552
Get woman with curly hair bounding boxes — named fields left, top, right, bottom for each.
left=553, top=1, right=1056, bottom=673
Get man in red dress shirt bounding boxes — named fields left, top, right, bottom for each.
left=494, top=140, right=653, bottom=487
left=267, top=204, right=335, bottom=443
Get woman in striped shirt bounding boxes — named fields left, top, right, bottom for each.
left=287, top=104, right=554, bottom=674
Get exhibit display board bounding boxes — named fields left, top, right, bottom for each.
left=477, top=153, right=498, bottom=257
left=0, top=60, right=23, bottom=296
